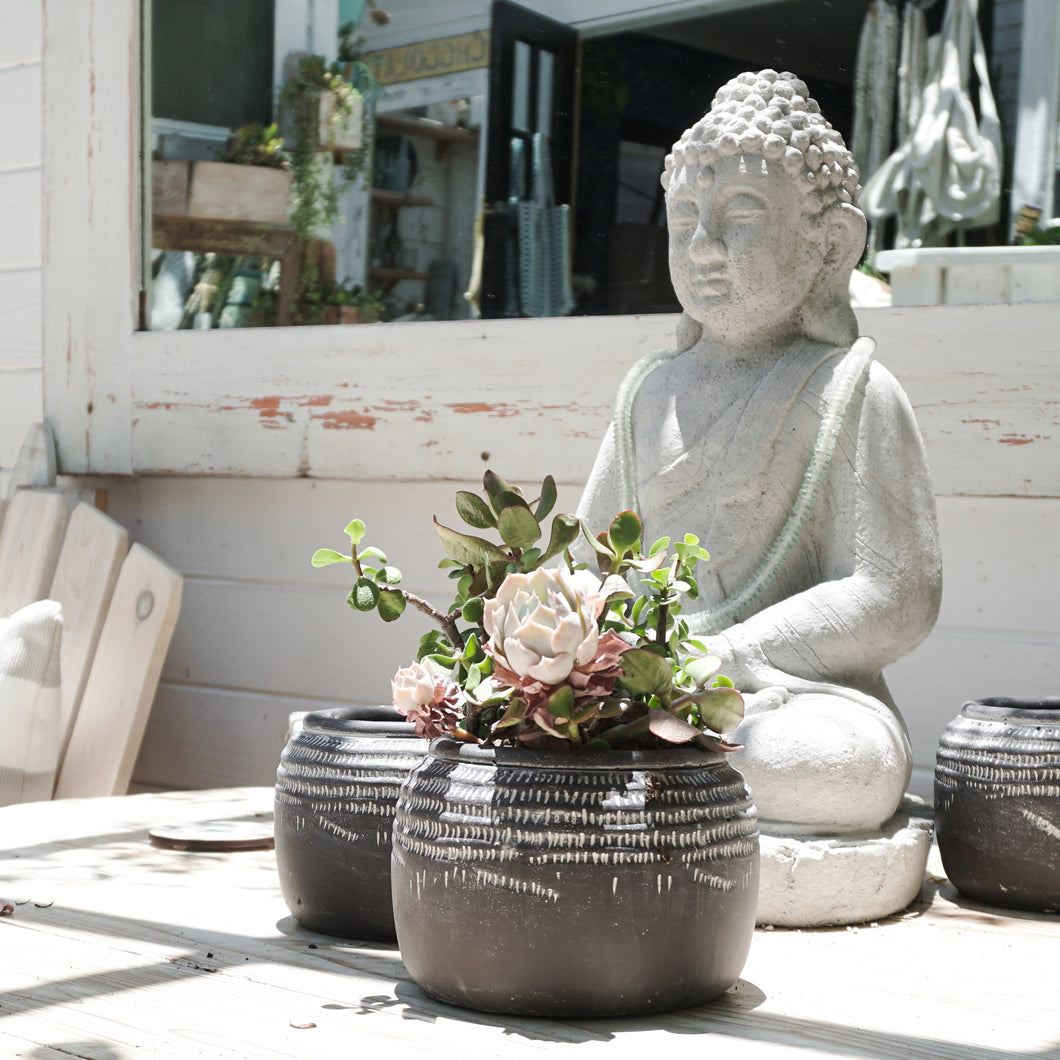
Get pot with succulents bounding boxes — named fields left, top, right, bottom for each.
left=307, top=471, right=759, bottom=1017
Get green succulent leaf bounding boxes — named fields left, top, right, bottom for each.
left=546, top=685, right=575, bottom=719
left=493, top=489, right=530, bottom=516
left=456, top=491, right=497, bottom=529
left=539, top=513, right=581, bottom=562
left=482, top=470, right=514, bottom=505
left=533, top=476, right=557, bottom=521
left=434, top=517, right=509, bottom=566
left=682, top=654, right=724, bottom=686
left=344, top=519, right=366, bottom=545
left=608, top=510, right=642, bottom=553
left=468, top=561, right=512, bottom=598
left=461, top=597, right=485, bottom=625
left=498, top=504, right=541, bottom=550
left=378, top=565, right=403, bottom=585
left=377, top=588, right=407, bottom=622
left=647, top=707, right=702, bottom=744
left=311, top=548, right=350, bottom=567
left=357, top=545, right=387, bottom=563
left=619, top=648, right=674, bottom=698
left=520, top=547, right=542, bottom=568
left=683, top=686, right=745, bottom=735
left=348, top=578, right=379, bottom=612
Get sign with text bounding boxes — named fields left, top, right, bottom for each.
left=366, top=31, right=490, bottom=86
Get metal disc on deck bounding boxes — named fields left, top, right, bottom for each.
left=148, top=818, right=275, bottom=851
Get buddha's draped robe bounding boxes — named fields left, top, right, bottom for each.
left=577, top=337, right=942, bottom=760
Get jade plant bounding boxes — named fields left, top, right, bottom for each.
left=313, top=472, right=744, bottom=751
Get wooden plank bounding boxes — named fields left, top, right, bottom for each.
left=0, top=269, right=44, bottom=366
left=2, top=789, right=1060, bottom=1059
left=151, top=215, right=297, bottom=258
left=133, top=684, right=347, bottom=790
left=5, top=421, right=56, bottom=498
left=117, top=304, right=1060, bottom=494
left=934, top=496, right=1060, bottom=636
left=55, top=545, right=182, bottom=799
left=186, top=161, right=293, bottom=226
left=0, top=3, right=42, bottom=65
left=158, top=578, right=432, bottom=703
left=151, top=158, right=190, bottom=215
left=95, top=476, right=581, bottom=584
left=42, top=0, right=136, bottom=475
left=0, top=489, right=68, bottom=618
left=0, top=168, right=42, bottom=269
left=48, top=503, right=129, bottom=761
left=0, top=370, right=44, bottom=470
left=0, top=62, right=43, bottom=169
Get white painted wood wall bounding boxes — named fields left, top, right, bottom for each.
left=2, top=0, right=1056, bottom=804
left=0, top=3, right=44, bottom=495
left=60, top=303, right=1055, bottom=802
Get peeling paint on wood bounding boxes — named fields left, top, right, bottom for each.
left=313, top=409, right=378, bottom=430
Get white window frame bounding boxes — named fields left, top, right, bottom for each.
left=42, top=0, right=1060, bottom=493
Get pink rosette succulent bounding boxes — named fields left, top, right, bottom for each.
left=391, top=659, right=461, bottom=738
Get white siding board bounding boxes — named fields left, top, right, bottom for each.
left=0, top=168, right=42, bottom=269
left=0, top=62, right=42, bottom=167
left=0, top=369, right=43, bottom=467
left=160, top=578, right=435, bottom=702
left=934, top=496, right=1060, bottom=636
left=0, top=3, right=42, bottom=66
left=0, top=269, right=43, bottom=365
left=134, top=684, right=322, bottom=790
left=888, top=630, right=1060, bottom=773
left=94, top=475, right=580, bottom=586
left=122, top=305, right=1060, bottom=495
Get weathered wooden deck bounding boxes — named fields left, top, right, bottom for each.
left=1, top=788, right=1057, bottom=1059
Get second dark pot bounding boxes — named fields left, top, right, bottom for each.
left=935, top=696, right=1060, bottom=912
left=274, top=705, right=428, bottom=939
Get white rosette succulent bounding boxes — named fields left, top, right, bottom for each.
left=483, top=568, right=607, bottom=686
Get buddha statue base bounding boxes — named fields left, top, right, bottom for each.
left=755, top=796, right=932, bottom=927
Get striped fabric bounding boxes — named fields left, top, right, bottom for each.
left=0, top=600, right=62, bottom=806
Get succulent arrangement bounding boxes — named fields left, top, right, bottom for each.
left=313, top=472, right=744, bottom=752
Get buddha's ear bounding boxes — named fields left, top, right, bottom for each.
left=822, top=202, right=867, bottom=279
left=800, top=203, right=867, bottom=347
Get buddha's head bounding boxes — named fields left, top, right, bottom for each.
left=662, top=70, right=866, bottom=351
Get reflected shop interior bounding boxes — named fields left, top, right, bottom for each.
left=145, top=0, right=1051, bottom=331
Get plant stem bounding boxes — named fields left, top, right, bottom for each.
left=404, top=590, right=463, bottom=650
left=655, top=601, right=669, bottom=646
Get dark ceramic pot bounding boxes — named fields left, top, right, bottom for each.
left=935, top=697, right=1060, bottom=913
left=392, top=739, right=759, bottom=1017
left=274, top=705, right=428, bottom=939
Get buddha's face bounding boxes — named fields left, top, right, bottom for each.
left=666, top=154, right=828, bottom=348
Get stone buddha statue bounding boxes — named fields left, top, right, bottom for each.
left=578, top=71, right=942, bottom=926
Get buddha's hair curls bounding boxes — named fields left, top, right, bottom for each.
left=662, top=70, right=861, bottom=212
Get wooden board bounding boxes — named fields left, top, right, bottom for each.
left=0, top=489, right=68, bottom=619
left=186, top=161, right=293, bottom=226
left=48, top=502, right=129, bottom=760
left=0, top=788, right=1059, bottom=1059
left=55, top=544, right=183, bottom=799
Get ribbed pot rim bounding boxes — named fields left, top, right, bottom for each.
left=300, top=704, right=418, bottom=737
left=960, top=697, right=1060, bottom=725
left=427, top=736, right=727, bottom=770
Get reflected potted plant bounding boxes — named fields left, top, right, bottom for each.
left=152, top=122, right=292, bottom=226
left=303, top=471, right=759, bottom=1017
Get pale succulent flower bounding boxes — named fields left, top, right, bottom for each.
left=483, top=568, right=608, bottom=686
left=391, top=658, right=461, bottom=738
